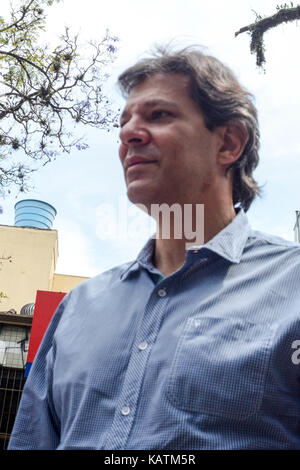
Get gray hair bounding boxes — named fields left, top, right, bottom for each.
left=117, top=44, right=261, bottom=212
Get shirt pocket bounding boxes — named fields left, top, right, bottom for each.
left=166, top=316, right=275, bottom=419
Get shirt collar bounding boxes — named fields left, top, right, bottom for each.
left=203, top=208, right=251, bottom=263
left=120, top=209, right=251, bottom=281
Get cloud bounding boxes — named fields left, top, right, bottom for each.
left=54, top=218, right=100, bottom=277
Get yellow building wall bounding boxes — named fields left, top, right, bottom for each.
left=51, top=273, right=89, bottom=293
left=0, top=225, right=58, bottom=314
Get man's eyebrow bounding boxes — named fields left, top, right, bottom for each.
left=120, top=99, right=179, bottom=123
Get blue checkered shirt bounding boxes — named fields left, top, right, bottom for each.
left=8, top=210, right=300, bottom=449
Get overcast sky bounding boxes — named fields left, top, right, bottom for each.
left=1, top=0, right=300, bottom=277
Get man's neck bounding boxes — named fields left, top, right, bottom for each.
left=153, top=206, right=237, bottom=278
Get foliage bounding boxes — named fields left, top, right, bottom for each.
left=0, top=0, right=119, bottom=195
left=235, top=3, right=300, bottom=70
left=0, top=291, right=8, bottom=301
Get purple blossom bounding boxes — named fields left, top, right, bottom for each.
left=76, top=142, right=89, bottom=151
left=75, top=100, right=92, bottom=112
left=81, top=100, right=91, bottom=110
left=107, top=44, right=117, bottom=53
left=45, top=150, right=59, bottom=158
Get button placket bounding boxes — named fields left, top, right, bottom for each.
left=104, top=281, right=170, bottom=450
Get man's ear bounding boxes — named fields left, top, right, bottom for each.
left=216, top=121, right=249, bottom=168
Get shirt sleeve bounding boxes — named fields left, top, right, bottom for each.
left=7, top=296, right=69, bottom=450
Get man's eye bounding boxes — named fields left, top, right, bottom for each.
left=119, top=110, right=171, bottom=127
left=151, top=110, right=171, bottom=120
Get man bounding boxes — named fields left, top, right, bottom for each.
left=9, top=45, right=300, bottom=450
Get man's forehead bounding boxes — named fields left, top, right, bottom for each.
left=120, top=73, right=191, bottom=121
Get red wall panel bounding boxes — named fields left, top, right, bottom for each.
left=26, top=290, right=66, bottom=376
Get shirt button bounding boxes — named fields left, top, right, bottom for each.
left=138, top=341, right=148, bottom=351
left=158, top=288, right=167, bottom=297
left=193, top=249, right=199, bottom=254
left=121, top=406, right=131, bottom=416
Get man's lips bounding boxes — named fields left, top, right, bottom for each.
left=125, top=156, right=158, bottom=171
left=127, top=161, right=156, bottom=170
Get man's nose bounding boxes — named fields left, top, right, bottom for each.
left=119, top=118, right=151, bottom=147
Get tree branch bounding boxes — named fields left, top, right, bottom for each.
left=0, top=0, right=36, bottom=33
left=0, top=1, right=119, bottom=196
left=235, top=4, right=300, bottom=68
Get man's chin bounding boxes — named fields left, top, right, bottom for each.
left=126, top=187, right=154, bottom=213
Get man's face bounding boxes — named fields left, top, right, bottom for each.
left=119, top=73, right=222, bottom=209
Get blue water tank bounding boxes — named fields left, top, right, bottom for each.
left=14, top=199, right=57, bottom=229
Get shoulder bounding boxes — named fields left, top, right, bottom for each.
left=246, top=228, right=300, bottom=266
left=50, top=260, right=137, bottom=331
left=249, top=229, right=300, bottom=250
left=63, top=260, right=137, bottom=305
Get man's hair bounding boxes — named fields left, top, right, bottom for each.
left=117, top=44, right=261, bottom=212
